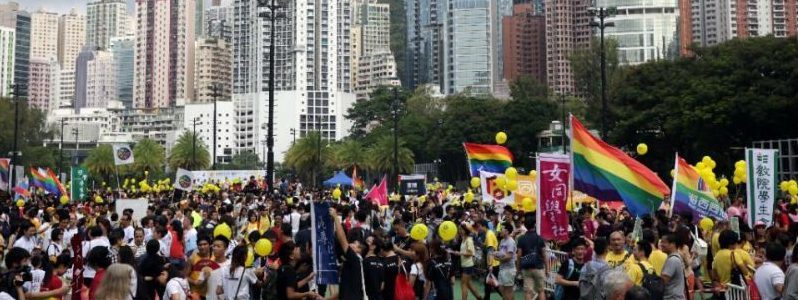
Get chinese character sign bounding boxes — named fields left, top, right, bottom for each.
left=311, top=201, right=339, bottom=284
left=399, top=174, right=427, bottom=195
left=536, top=153, right=570, bottom=241
left=746, top=148, right=778, bottom=226
left=70, top=167, right=88, bottom=202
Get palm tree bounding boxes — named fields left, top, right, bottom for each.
left=366, top=134, right=414, bottom=175
left=331, top=139, right=366, bottom=170
left=83, top=145, right=115, bottom=181
left=169, top=131, right=211, bottom=171
left=283, top=131, right=331, bottom=186
left=132, top=138, right=165, bottom=176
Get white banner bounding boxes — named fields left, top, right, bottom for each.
left=746, top=148, right=779, bottom=226
left=113, top=144, right=135, bottom=165
left=479, top=171, right=515, bottom=206
left=116, top=198, right=149, bottom=223
left=190, top=170, right=263, bottom=183
left=174, top=168, right=195, bottom=191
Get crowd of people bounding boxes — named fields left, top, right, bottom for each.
left=0, top=176, right=797, bottom=300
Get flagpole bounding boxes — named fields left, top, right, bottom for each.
left=114, top=165, right=122, bottom=194
left=669, top=153, right=679, bottom=218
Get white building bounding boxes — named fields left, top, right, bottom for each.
left=75, top=48, right=117, bottom=110
left=30, top=9, right=59, bottom=61
left=86, top=0, right=129, bottom=50
left=0, top=26, right=13, bottom=96
left=27, top=57, right=60, bottom=112
left=350, top=0, right=398, bottom=101
left=58, top=9, right=86, bottom=107
left=183, top=101, right=237, bottom=164
left=597, top=0, right=679, bottom=65
left=58, top=69, right=76, bottom=107
left=355, top=51, right=400, bottom=101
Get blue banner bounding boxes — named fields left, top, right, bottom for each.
left=311, top=201, right=339, bottom=284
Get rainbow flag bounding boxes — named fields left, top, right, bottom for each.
left=0, top=158, right=9, bottom=191
left=671, top=155, right=727, bottom=222
left=13, top=180, right=30, bottom=200
left=463, top=143, right=514, bottom=177
left=570, top=116, right=670, bottom=216
left=30, top=167, right=65, bottom=196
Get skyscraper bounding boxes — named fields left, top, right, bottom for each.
left=204, top=2, right=233, bottom=42
left=352, top=0, right=398, bottom=100
left=0, top=3, right=30, bottom=96
left=58, top=9, right=86, bottom=69
left=688, top=0, right=798, bottom=50
left=0, top=26, right=14, bottom=96
left=545, top=0, right=591, bottom=94
left=134, top=0, right=196, bottom=108
left=502, top=3, right=546, bottom=83
left=443, top=0, right=496, bottom=95
left=27, top=57, right=59, bottom=112
left=193, top=38, right=232, bottom=103
left=75, top=48, right=116, bottom=111
left=597, top=0, right=679, bottom=65
left=86, top=0, right=129, bottom=50
left=110, top=35, right=134, bottom=108
left=405, top=0, right=444, bottom=91
left=30, top=9, right=59, bottom=61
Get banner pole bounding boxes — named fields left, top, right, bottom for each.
left=114, top=165, right=121, bottom=193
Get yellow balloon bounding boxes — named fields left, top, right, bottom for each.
left=522, top=197, right=534, bottom=212
left=504, top=167, right=518, bottom=180
left=213, top=223, right=233, bottom=239
left=780, top=181, right=790, bottom=192
left=495, top=132, right=507, bottom=145
left=95, top=195, right=103, bottom=204
left=696, top=162, right=706, bottom=170
left=719, top=186, right=729, bottom=196
left=670, top=169, right=675, bottom=178
left=464, top=191, right=474, bottom=203
left=529, top=170, right=537, bottom=180
left=470, top=177, right=480, bottom=188
left=719, top=178, right=729, bottom=187
left=711, top=189, right=719, bottom=197
left=60, top=195, right=69, bottom=205
left=790, top=185, right=798, bottom=196
left=733, top=176, right=742, bottom=185
left=246, top=248, right=255, bottom=267
left=506, top=180, right=518, bottom=191
left=699, top=217, right=714, bottom=233
left=636, top=143, right=648, bottom=155
left=286, top=197, right=294, bottom=206
left=16, top=199, right=24, bottom=207
left=410, top=224, right=428, bottom=241
left=438, top=221, right=457, bottom=242
left=255, top=239, right=273, bottom=256
left=735, top=160, right=746, bottom=169
left=495, top=177, right=507, bottom=189
left=332, top=188, right=342, bottom=199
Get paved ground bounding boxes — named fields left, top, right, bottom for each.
left=450, top=278, right=527, bottom=300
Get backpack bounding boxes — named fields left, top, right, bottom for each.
left=555, top=259, right=575, bottom=300
left=638, top=262, right=664, bottom=300
left=579, top=260, right=610, bottom=300
left=519, top=232, right=543, bottom=269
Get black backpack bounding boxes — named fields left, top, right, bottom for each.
left=638, top=262, right=664, bottom=300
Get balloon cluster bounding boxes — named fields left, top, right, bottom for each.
left=779, top=180, right=798, bottom=196
left=732, top=160, right=748, bottom=185
left=694, top=156, right=729, bottom=197
left=200, top=183, right=221, bottom=195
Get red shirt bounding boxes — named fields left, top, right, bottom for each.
left=41, top=274, right=63, bottom=300
left=89, top=268, right=106, bottom=300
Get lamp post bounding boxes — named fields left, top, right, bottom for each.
left=559, top=94, right=567, bottom=154
left=257, top=0, right=281, bottom=188
left=191, top=117, right=200, bottom=170
left=71, top=128, right=79, bottom=166
left=391, top=88, right=401, bottom=193
left=589, top=7, right=614, bottom=139
left=316, top=117, right=323, bottom=188
left=9, top=83, right=24, bottom=189
left=210, top=84, right=222, bottom=170
left=60, top=118, right=65, bottom=174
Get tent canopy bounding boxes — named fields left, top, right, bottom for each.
left=323, top=171, right=353, bottom=187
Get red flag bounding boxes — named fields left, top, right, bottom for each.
left=365, top=176, right=388, bottom=206
left=352, top=166, right=365, bottom=190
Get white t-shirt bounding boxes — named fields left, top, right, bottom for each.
left=159, top=233, right=172, bottom=257
left=22, top=269, right=45, bottom=293
left=13, top=235, right=39, bottom=253
left=82, top=237, right=111, bottom=278
left=283, top=211, right=301, bottom=237
left=410, top=262, right=426, bottom=282
left=206, top=260, right=231, bottom=300
left=123, top=226, right=135, bottom=244
left=219, top=266, right=257, bottom=300
left=165, top=277, right=189, bottom=300
left=754, top=261, right=785, bottom=300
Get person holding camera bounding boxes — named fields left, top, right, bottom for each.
left=0, top=248, right=32, bottom=300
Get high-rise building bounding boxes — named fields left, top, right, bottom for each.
left=75, top=48, right=117, bottom=111
left=405, top=0, right=444, bottom=90
left=194, top=38, right=232, bottom=103
left=204, top=2, right=232, bottom=42
left=355, top=51, right=400, bottom=101
left=110, top=35, right=134, bottom=108
left=30, top=9, right=59, bottom=61
left=338, top=0, right=354, bottom=93
left=58, top=69, right=75, bottom=107
left=597, top=0, right=679, bottom=65
left=443, top=0, right=496, bottom=95
left=134, top=0, right=196, bottom=108
left=0, top=26, right=14, bottom=96
left=356, top=0, right=391, bottom=55
left=502, top=3, right=546, bottom=83
left=86, top=0, right=129, bottom=50
left=58, top=9, right=86, bottom=70
left=195, top=0, right=204, bottom=37
left=545, top=0, right=591, bottom=94
left=0, top=3, right=30, bottom=96
left=687, top=0, right=798, bottom=50
left=351, top=0, right=398, bottom=100
left=27, top=57, right=60, bottom=112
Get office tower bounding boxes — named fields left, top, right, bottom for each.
left=545, top=0, right=591, bottom=94
left=352, top=0, right=398, bottom=100
left=86, top=0, right=129, bottom=50
left=443, top=0, right=496, bottom=95
left=30, top=9, right=59, bottom=60
left=597, top=0, right=679, bottom=65
left=58, top=9, right=86, bottom=69
left=193, top=38, right=232, bottom=103
left=0, top=26, right=14, bottom=96
left=405, top=0, right=444, bottom=90
left=205, top=2, right=233, bottom=42
left=27, top=57, right=60, bottom=112
left=0, top=3, right=30, bottom=96
left=75, top=48, right=116, bottom=110
left=502, top=3, right=546, bottom=83
left=110, top=35, right=134, bottom=108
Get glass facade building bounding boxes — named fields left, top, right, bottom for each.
left=110, top=35, right=134, bottom=108
left=596, top=0, right=679, bottom=65
left=443, top=0, right=494, bottom=95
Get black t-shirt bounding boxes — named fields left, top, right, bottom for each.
left=363, top=255, right=384, bottom=300
left=276, top=264, right=298, bottom=300
left=557, top=259, right=583, bottom=300
left=427, top=257, right=453, bottom=300
left=517, top=231, right=546, bottom=269
left=339, top=247, right=365, bottom=300
left=381, top=255, right=400, bottom=300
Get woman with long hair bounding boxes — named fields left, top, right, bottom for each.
left=380, top=238, right=400, bottom=300
left=46, top=228, right=64, bottom=262
left=409, top=242, right=429, bottom=300
left=169, top=219, right=186, bottom=262
left=217, top=245, right=263, bottom=300
left=449, top=223, right=482, bottom=300
left=95, top=264, right=137, bottom=300
left=427, top=239, right=453, bottom=300
left=363, top=235, right=384, bottom=300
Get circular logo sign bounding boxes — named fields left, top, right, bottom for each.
left=116, top=147, right=132, bottom=161
left=178, top=175, right=192, bottom=189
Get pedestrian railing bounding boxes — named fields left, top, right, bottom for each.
left=544, top=249, right=569, bottom=292
left=725, top=283, right=749, bottom=300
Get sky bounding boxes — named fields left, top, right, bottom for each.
left=11, top=0, right=220, bottom=14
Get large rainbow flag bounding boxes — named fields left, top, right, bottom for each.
left=571, top=116, right=670, bottom=216
left=0, top=158, right=9, bottom=191
left=30, top=167, right=66, bottom=196
left=671, top=155, right=727, bottom=222
left=463, top=143, right=513, bottom=177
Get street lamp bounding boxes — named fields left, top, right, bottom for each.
left=71, top=128, right=80, bottom=166
left=589, top=7, right=614, bottom=139
left=390, top=88, right=402, bottom=193
left=59, top=118, right=65, bottom=174
left=8, top=83, right=25, bottom=189
left=210, top=83, right=223, bottom=170
left=257, top=0, right=282, bottom=189
left=316, top=117, right=323, bottom=188
left=191, top=117, right=201, bottom=170
left=559, top=94, right=567, bottom=154
left=289, top=128, right=296, bottom=145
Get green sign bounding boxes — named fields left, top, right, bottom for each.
left=71, top=167, right=88, bottom=201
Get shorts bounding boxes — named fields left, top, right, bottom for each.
left=461, top=266, right=477, bottom=276
left=522, top=269, right=546, bottom=292
left=498, top=268, right=517, bottom=287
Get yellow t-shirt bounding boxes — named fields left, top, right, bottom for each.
left=606, top=250, right=636, bottom=268
left=711, top=232, right=721, bottom=256
left=648, top=249, right=667, bottom=276
left=485, top=230, right=500, bottom=267
left=628, top=260, right=655, bottom=286
left=712, top=249, right=755, bottom=284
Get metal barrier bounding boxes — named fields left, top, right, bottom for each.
left=725, top=283, right=749, bottom=300
left=544, top=249, right=569, bottom=292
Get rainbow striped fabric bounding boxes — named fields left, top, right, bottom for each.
left=0, top=158, right=8, bottom=190
left=571, top=116, right=670, bottom=216
left=463, top=143, right=514, bottom=177
left=671, top=155, right=727, bottom=221
left=30, top=167, right=66, bottom=196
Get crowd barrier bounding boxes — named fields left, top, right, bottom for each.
left=724, top=283, right=749, bottom=300
left=544, top=249, right=569, bottom=292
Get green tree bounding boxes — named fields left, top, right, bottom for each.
left=365, top=134, right=415, bottom=175
left=83, top=145, right=115, bottom=181
left=169, top=131, right=211, bottom=171
left=131, top=138, right=165, bottom=177
left=570, top=38, right=621, bottom=130
left=0, top=99, right=57, bottom=169
left=330, top=139, right=367, bottom=170
left=284, top=131, right=332, bottom=185
left=228, top=150, right=262, bottom=169
left=502, top=76, right=560, bottom=166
